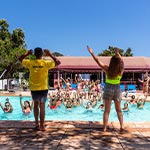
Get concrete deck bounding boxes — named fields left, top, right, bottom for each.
left=0, top=91, right=150, bottom=149
left=0, top=120, right=150, bottom=150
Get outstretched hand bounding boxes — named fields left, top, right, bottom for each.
left=28, top=49, right=33, bottom=55
left=87, top=45, right=94, bottom=55
left=114, top=47, right=120, bottom=54
left=44, top=49, right=51, bottom=56
left=6, top=98, right=9, bottom=102
left=44, top=49, right=61, bottom=66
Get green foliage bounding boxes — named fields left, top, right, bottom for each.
left=0, top=19, right=27, bottom=78
left=0, top=19, right=64, bottom=80
left=124, top=48, right=133, bottom=56
left=52, top=52, right=64, bottom=56
left=11, top=28, right=25, bottom=48
left=98, top=46, right=133, bottom=56
left=0, top=19, right=10, bottom=41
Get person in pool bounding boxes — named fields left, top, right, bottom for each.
left=0, top=98, right=13, bottom=113
left=98, top=103, right=105, bottom=111
left=122, top=102, right=129, bottom=112
left=81, top=99, right=94, bottom=112
left=19, top=94, right=33, bottom=114
left=129, top=95, right=137, bottom=105
left=137, top=96, right=146, bottom=109
left=47, top=94, right=57, bottom=109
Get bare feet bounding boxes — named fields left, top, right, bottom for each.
left=120, top=128, right=128, bottom=133
left=40, top=128, right=46, bottom=131
left=103, top=127, right=107, bottom=132
left=34, top=124, right=40, bottom=131
left=40, top=125, right=46, bottom=131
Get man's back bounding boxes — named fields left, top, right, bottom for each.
left=22, top=59, right=55, bottom=91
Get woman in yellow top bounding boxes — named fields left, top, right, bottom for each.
left=19, top=47, right=60, bottom=131
left=87, top=46, right=124, bottom=132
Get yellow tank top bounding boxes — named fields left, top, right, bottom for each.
left=106, top=75, right=122, bottom=84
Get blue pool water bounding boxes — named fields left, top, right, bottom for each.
left=0, top=96, right=150, bottom=122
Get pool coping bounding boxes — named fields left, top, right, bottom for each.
left=1, top=120, right=150, bottom=129
left=1, top=92, right=150, bottom=149
left=1, top=90, right=150, bottom=101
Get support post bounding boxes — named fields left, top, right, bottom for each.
left=101, top=71, right=104, bottom=84
left=57, top=70, right=60, bottom=87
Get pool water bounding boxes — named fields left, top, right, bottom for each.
left=0, top=96, right=150, bottom=122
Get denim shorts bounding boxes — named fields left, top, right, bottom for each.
left=31, top=90, right=48, bottom=102
left=103, top=83, right=122, bottom=101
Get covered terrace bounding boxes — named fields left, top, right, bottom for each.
left=45, top=56, right=150, bottom=89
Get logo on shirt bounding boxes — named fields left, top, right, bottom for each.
left=33, top=66, right=44, bottom=68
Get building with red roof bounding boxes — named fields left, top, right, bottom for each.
left=44, top=56, right=150, bottom=90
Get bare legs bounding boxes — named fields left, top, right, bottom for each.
left=39, top=102, right=45, bottom=130
left=103, top=100, right=112, bottom=132
left=34, top=101, right=39, bottom=126
left=103, top=100, right=123, bottom=132
left=33, top=101, right=46, bottom=131
left=114, top=100, right=123, bottom=130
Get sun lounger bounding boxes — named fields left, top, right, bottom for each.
left=8, top=89, right=15, bottom=93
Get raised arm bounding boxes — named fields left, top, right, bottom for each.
left=87, top=46, right=108, bottom=72
left=19, top=94, right=24, bottom=110
left=114, top=48, right=123, bottom=60
left=114, top=47, right=124, bottom=74
left=92, top=99, right=97, bottom=108
left=138, top=78, right=143, bottom=83
left=18, top=50, right=33, bottom=62
left=81, top=99, right=86, bottom=108
left=74, top=74, right=78, bottom=83
left=47, top=93, right=51, bottom=107
left=44, top=49, right=61, bottom=66
left=30, top=100, right=34, bottom=111
left=143, top=97, right=146, bottom=105
left=0, top=102, right=5, bottom=112
left=60, top=77, right=66, bottom=84
left=8, top=103, right=13, bottom=112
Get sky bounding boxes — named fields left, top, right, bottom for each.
left=0, top=0, right=150, bottom=56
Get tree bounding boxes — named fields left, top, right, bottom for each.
left=52, top=52, right=64, bottom=57
left=0, top=19, right=26, bottom=79
left=98, top=46, right=133, bottom=56
left=11, top=28, right=26, bottom=48
left=124, top=48, right=133, bottom=56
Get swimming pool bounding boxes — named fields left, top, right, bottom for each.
left=0, top=96, right=150, bottom=122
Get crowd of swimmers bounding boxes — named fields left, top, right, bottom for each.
left=0, top=75, right=148, bottom=115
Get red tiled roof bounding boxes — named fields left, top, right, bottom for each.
left=45, top=56, right=150, bottom=72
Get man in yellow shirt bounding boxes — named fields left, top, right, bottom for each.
left=19, top=47, right=61, bottom=131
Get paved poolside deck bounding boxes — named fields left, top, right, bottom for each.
left=0, top=90, right=150, bottom=149
left=0, top=120, right=150, bottom=150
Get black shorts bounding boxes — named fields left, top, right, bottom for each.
left=31, top=90, right=48, bottom=102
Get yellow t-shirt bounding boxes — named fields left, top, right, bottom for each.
left=22, top=59, right=55, bottom=91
